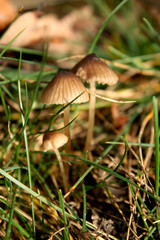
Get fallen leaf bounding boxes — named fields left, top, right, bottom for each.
left=0, top=0, right=17, bottom=30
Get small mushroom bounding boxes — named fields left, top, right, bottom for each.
left=42, top=131, right=68, bottom=193
left=41, top=71, right=89, bottom=152
left=72, top=53, right=118, bottom=152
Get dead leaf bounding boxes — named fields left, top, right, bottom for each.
left=0, top=0, right=17, bottom=30
left=0, top=6, right=97, bottom=55
left=0, top=11, right=40, bottom=46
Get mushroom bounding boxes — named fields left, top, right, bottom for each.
left=42, top=131, right=68, bottom=193
left=72, top=53, right=118, bottom=152
left=41, top=70, right=89, bottom=152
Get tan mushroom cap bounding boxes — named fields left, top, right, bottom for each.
left=72, top=53, right=118, bottom=85
left=41, top=71, right=89, bottom=105
left=42, top=132, right=68, bottom=151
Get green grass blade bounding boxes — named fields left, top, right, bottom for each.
left=23, top=44, right=48, bottom=131
left=17, top=51, right=36, bottom=236
left=47, top=92, right=85, bottom=131
left=0, top=168, right=76, bottom=220
left=5, top=187, right=17, bottom=240
left=59, top=190, right=70, bottom=240
left=1, top=85, right=16, bottom=102
left=88, top=0, right=130, bottom=53
left=130, top=185, right=155, bottom=239
left=105, top=136, right=128, bottom=181
left=31, top=165, right=54, bottom=200
left=0, top=29, right=25, bottom=58
left=82, top=182, right=87, bottom=232
left=143, top=18, right=160, bottom=43
left=70, top=108, right=139, bottom=192
left=0, top=56, right=57, bottom=70
left=0, top=87, right=9, bottom=120
left=65, top=153, right=160, bottom=204
left=0, top=197, right=33, bottom=234
left=0, top=207, right=33, bottom=239
left=0, top=7, right=23, bottom=40
left=106, top=141, right=157, bottom=148
left=153, top=96, right=160, bottom=234
left=153, top=96, right=160, bottom=198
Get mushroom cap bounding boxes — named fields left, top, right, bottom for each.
left=42, top=132, right=68, bottom=151
left=41, top=71, right=89, bottom=105
left=72, top=53, right=118, bottom=85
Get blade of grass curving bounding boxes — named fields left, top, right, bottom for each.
left=31, top=115, right=78, bottom=137
left=59, top=190, right=70, bottom=240
left=143, top=18, right=160, bottom=43
left=1, top=85, right=16, bottom=102
left=47, top=92, right=85, bottom=130
left=153, top=96, right=160, bottom=233
left=17, top=51, right=36, bottom=236
left=0, top=7, right=23, bottom=40
left=48, top=115, right=78, bottom=133
left=82, top=182, right=87, bottom=232
left=0, top=29, right=25, bottom=58
left=88, top=0, right=130, bottom=54
left=104, top=136, right=128, bottom=181
left=5, top=186, right=17, bottom=240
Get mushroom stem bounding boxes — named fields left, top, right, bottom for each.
left=64, top=105, right=71, bottom=153
left=85, top=81, right=96, bottom=152
left=54, top=148, right=68, bottom=194
left=63, top=105, right=71, bottom=194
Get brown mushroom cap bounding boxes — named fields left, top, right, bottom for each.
left=41, top=71, right=89, bottom=105
left=42, top=132, right=68, bottom=151
left=72, top=53, right=118, bottom=85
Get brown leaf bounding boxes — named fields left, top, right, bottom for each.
left=0, top=0, right=17, bottom=30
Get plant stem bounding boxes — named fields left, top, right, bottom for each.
left=85, top=0, right=129, bottom=152
left=85, top=82, right=96, bottom=152
left=153, top=96, right=160, bottom=234
left=63, top=105, right=71, bottom=194
left=54, top=148, right=68, bottom=194
left=64, top=105, right=71, bottom=153
left=88, top=0, right=130, bottom=54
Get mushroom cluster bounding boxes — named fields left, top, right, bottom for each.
left=41, top=70, right=89, bottom=152
left=40, top=54, right=118, bottom=192
left=41, top=70, right=89, bottom=192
